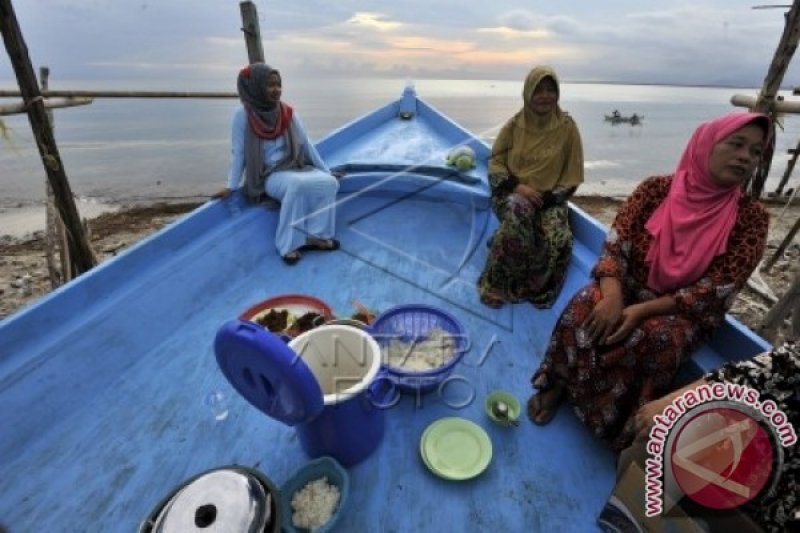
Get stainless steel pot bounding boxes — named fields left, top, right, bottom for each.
left=140, top=466, right=281, bottom=533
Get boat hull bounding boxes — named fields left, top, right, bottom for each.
left=0, top=89, right=768, bottom=531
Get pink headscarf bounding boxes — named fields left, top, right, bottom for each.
left=645, top=112, right=769, bottom=293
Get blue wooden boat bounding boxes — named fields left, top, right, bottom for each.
left=0, top=85, right=770, bottom=531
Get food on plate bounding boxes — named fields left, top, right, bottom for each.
left=253, top=308, right=325, bottom=338
left=350, top=300, right=376, bottom=325
left=287, top=312, right=325, bottom=336
left=254, top=308, right=293, bottom=333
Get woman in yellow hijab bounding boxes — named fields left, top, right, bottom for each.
left=478, top=65, right=584, bottom=308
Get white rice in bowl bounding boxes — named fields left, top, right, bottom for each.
left=291, top=477, right=341, bottom=532
left=382, top=328, right=457, bottom=371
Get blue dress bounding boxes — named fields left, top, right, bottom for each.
left=227, top=106, right=339, bottom=256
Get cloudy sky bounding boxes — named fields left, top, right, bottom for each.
left=0, top=1, right=795, bottom=89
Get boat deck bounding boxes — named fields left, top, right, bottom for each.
left=0, top=191, right=618, bottom=531
left=0, top=91, right=769, bottom=531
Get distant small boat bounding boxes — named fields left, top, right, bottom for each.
left=604, top=113, right=643, bottom=125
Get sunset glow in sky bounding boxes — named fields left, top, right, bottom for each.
left=0, top=1, right=794, bottom=89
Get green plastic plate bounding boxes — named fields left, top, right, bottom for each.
left=419, top=417, right=492, bottom=481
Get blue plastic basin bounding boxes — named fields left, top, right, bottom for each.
left=369, top=304, right=468, bottom=393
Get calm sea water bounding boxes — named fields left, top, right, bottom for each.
left=1, top=79, right=797, bottom=208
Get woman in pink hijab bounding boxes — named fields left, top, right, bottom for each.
left=527, top=112, right=770, bottom=451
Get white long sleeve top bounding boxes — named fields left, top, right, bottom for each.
left=227, top=106, right=329, bottom=190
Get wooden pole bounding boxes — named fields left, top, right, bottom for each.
left=764, top=214, right=800, bottom=271
left=240, top=1, right=265, bottom=63
left=793, top=291, right=800, bottom=337
left=752, top=1, right=800, bottom=114
left=759, top=269, right=800, bottom=341
left=40, top=65, right=51, bottom=124
left=0, top=89, right=236, bottom=98
left=0, top=96, right=93, bottom=115
left=774, top=139, right=800, bottom=195
left=40, top=66, right=64, bottom=289
left=745, top=0, right=800, bottom=198
left=731, top=93, right=800, bottom=113
left=0, top=0, right=96, bottom=274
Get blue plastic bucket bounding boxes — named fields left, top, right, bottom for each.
left=288, top=325, right=388, bottom=466
left=215, top=321, right=392, bottom=468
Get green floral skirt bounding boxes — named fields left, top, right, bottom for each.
left=478, top=195, right=573, bottom=308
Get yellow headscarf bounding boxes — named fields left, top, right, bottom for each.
left=489, top=66, right=583, bottom=191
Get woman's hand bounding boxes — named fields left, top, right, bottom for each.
left=212, top=187, right=232, bottom=199
left=604, top=304, right=646, bottom=345
left=513, top=184, right=543, bottom=207
left=584, top=294, right=624, bottom=345
left=604, top=295, right=676, bottom=345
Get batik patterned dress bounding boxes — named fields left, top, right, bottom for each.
left=478, top=174, right=575, bottom=308
left=534, top=175, right=769, bottom=450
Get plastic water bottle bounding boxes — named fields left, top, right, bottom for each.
left=205, top=390, right=229, bottom=421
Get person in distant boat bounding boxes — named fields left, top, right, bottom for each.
left=612, top=109, right=621, bottom=119
left=599, top=340, right=798, bottom=532
left=528, top=112, right=771, bottom=451
left=215, top=63, right=341, bottom=265
left=478, top=65, right=584, bottom=309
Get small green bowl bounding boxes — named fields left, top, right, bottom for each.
left=485, top=390, right=521, bottom=427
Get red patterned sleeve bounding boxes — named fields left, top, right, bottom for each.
left=671, top=199, right=769, bottom=329
left=593, top=176, right=669, bottom=280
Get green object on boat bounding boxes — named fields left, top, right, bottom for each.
left=419, top=417, right=492, bottom=480
left=485, top=390, right=521, bottom=427
left=446, top=145, right=476, bottom=171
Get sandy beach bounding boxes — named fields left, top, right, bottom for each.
left=1, top=195, right=798, bottom=344
left=0, top=199, right=120, bottom=240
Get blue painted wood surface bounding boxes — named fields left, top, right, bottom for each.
left=0, top=88, right=770, bottom=532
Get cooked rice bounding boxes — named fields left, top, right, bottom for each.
left=382, top=328, right=457, bottom=371
left=290, top=476, right=340, bottom=532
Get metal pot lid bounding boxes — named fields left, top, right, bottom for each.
left=152, top=468, right=272, bottom=532
left=214, top=319, right=323, bottom=425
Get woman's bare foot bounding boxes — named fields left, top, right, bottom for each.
left=527, top=385, right=564, bottom=425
